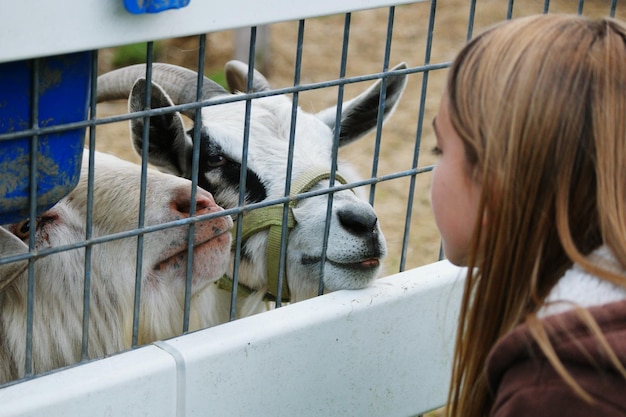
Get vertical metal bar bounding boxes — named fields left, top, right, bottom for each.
left=543, top=0, right=551, bottom=13
left=610, top=0, right=617, bottom=17
left=466, top=0, right=476, bottom=41
left=183, top=34, right=207, bottom=333
left=81, top=50, right=99, bottom=360
left=577, top=0, right=584, bottom=14
left=275, top=19, right=306, bottom=308
left=132, top=41, right=155, bottom=348
left=25, top=57, right=41, bottom=378
left=506, top=0, right=514, bottom=19
left=230, top=26, right=256, bottom=320
left=399, top=0, right=437, bottom=272
left=318, top=12, right=351, bottom=296
left=368, top=6, right=395, bottom=207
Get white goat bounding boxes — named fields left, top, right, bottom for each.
left=96, top=61, right=407, bottom=303
left=0, top=150, right=233, bottom=383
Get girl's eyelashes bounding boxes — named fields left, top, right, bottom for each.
left=431, top=146, right=442, bottom=156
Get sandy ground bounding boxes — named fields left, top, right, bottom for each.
left=93, top=0, right=626, bottom=275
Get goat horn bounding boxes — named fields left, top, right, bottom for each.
left=224, top=60, right=272, bottom=93
left=97, top=63, right=229, bottom=108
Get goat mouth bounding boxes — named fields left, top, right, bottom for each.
left=301, top=255, right=381, bottom=271
left=153, top=231, right=231, bottom=278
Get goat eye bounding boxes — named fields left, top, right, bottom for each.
left=15, top=220, right=31, bottom=240
left=207, top=154, right=227, bottom=168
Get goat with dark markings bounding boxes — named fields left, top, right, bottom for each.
left=97, top=61, right=408, bottom=303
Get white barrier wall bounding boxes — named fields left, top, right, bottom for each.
left=0, top=0, right=424, bottom=63
left=0, top=261, right=464, bottom=417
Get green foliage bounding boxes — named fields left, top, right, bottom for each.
left=111, top=42, right=162, bottom=68
left=208, top=70, right=227, bottom=90
left=110, top=44, right=227, bottom=91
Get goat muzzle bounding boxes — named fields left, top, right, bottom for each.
left=228, top=168, right=350, bottom=302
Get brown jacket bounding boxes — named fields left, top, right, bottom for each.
left=486, top=300, right=626, bottom=416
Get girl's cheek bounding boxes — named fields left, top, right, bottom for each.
left=429, top=169, right=445, bottom=227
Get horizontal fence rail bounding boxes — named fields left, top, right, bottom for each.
left=0, top=0, right=424, bottom=63
left=0, top=261, right=465, bottom=417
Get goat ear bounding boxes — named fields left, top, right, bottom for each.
left=0, top=226, right=28, bottom=291
left=316, top=62, right=408, bottom=147
left=224, top=60, right=272, bottom=93
left=129, top=79, right=193, bottom=177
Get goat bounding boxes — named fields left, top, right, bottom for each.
left=96, top=61, right=408, bottom=303
left=0, top=150, right=233, bottom=383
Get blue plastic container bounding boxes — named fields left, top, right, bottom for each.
left=0, top=51, right=92, bottom=224
left=123, top=0, right=190, bottom=14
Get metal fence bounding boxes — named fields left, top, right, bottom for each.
left=0, top=0, right=624, bottom=415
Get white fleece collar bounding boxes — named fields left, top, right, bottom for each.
left=539, top=246, right=626, bottom=318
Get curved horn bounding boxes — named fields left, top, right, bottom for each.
left=97, top=63, right=229, bottom=106
left=224, top=60, right=272, bottom=93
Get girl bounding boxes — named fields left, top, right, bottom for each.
left=430, top=14, right=626, bottom=416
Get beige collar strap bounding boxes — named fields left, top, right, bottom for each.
left=230, top=168, right=349, bottom=302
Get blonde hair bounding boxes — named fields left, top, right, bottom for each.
left=444, top=14, right=626, bottom=417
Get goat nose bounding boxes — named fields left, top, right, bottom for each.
left=173, top=187, right=219, bottom=217
left=337, top=207, right=378, bottom=236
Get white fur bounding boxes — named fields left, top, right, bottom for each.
left=539, top=246, right=626, bottom=317
left=204, top=97, right=388, bottom=300
left=0, top=150, right=235, bottom=383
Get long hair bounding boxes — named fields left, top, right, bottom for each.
left=444, top=14, right=626, bottom=417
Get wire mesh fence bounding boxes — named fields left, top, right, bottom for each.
left=0, top=0, right=623, bottom=406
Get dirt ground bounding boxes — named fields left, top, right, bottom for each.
left=93, top=0, right=626, bottom=275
